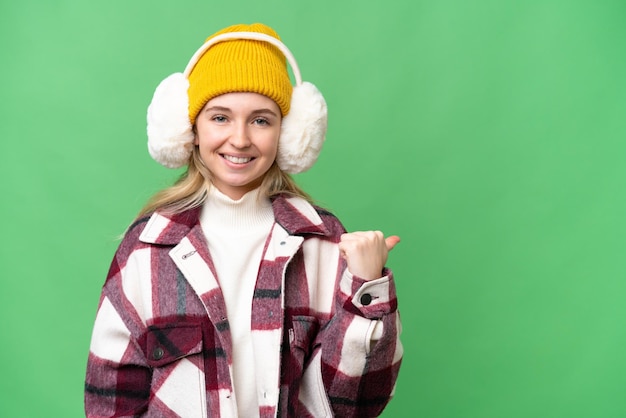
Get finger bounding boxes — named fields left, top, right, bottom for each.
left=385, top=235, right=401, bottom=251
left=341, top=231, right=375, bottom=240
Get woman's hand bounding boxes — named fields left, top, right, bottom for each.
left=339, top=231, right=400, bottom=281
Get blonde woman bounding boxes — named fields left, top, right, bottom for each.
left=85, top=23, right=403, bottom=417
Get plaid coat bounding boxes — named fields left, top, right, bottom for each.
left=85, top=194, right=403, bottom=417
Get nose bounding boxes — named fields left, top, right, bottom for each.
left=229, top=122, right=251, bottom=148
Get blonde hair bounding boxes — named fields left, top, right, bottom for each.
left=138, top=146, right=311, bottom=218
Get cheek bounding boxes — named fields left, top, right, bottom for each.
left=270, top=138, right=279, bottom=155
left=194, top=119, right=216, bottom=148
left=265, top=132, right=281, bottom=157
left=194, top=127, right=216, bottom=149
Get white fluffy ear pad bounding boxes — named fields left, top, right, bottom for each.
left=277, top=81, right=328, bottom=174
left=146, top=73, right=195, bottom=169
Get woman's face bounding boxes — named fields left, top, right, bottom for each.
left=194, top=92, right=282, bottom=200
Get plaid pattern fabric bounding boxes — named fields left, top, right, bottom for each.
left=85, top=195, right=403, bottom=417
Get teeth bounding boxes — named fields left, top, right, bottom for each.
left=223, top=155, right=252, bottom=164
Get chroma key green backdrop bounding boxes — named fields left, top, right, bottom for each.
left=1, top=1, right=625, bottom=417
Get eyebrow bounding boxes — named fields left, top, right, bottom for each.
left=203, top=106, right=279, bottom=118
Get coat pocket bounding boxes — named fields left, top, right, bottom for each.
left=289, top=315, right=320, bottom=370
left=144, top=322, right=207, bottom=417
left=288, top=316, right=332, bottom=417
left=146, top=323, right=203, bottom=367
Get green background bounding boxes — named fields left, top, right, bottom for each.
left=1, top=1, right=625, bottom=417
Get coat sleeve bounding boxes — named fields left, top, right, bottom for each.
left=84, top=227, right=152, bottom=417
left=84, top=293, right=151, bottom=417
left=314, top=213, right=403, bottom=417
left=319, top=267, right=403, bottom=417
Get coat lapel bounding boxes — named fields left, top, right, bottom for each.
left=140, top=211, right=233, bottom=362
left=170, top=225, right=233, bottom=362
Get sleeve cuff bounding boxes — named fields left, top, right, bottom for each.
left=340, top=267, right=398, bottom=318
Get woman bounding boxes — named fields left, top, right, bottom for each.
left=85, top=22, right=403, bottom=417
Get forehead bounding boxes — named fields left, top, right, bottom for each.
left=205, top=92, right=280, bottom=113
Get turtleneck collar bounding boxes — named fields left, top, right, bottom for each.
left=199, top=185, right=275, bottom=236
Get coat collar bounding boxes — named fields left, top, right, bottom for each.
left=139, top=194, right=330, bottom=245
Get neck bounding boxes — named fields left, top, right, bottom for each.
left=199, top=185, right=274, bottom=235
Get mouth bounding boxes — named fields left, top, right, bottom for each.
left=222, top=154, right=254, bottom=164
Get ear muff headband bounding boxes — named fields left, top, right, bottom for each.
left=146, top=31, right=327, bottom=173
left=183, top=32, right=302, bottom=86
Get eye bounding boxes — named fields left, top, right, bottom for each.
left=252, top=117, right=270, bottom=126
left=211, top=115, right=228, bottom=123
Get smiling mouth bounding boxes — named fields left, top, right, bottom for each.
left=222, top=154, right=253, bottom=164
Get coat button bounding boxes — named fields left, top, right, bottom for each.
left=360, top=293, right=372, bottom=306
left=153, top=347, right=164, bottom=360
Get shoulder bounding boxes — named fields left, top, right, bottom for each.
left=271, top=194, right=346, bottom=238
left=115, top=215, right=153, bottom=255
left=312, top=204, right=347, bottom=237
left=110, top=207, right=201, bottom=267
left=103, top=215, right=152, bottom=285
left=126, top=214, right=153, bottom=239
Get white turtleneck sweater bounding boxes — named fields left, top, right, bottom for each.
left=199, top=186, right=275, bottom=418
